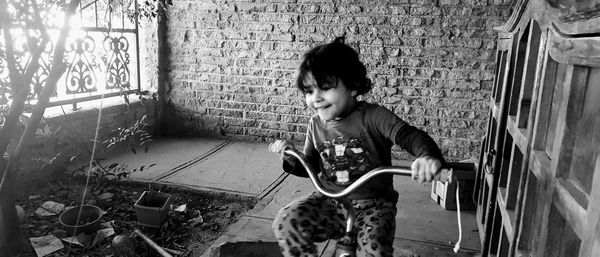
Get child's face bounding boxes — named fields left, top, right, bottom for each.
left=303, top=72, right=357, bottom=121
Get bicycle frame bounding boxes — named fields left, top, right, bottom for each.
left=282, top=149, right=453, bottom=257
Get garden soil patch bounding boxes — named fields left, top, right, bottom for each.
left=13, top=173, right=257, bottom=257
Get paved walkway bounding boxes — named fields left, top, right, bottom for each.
left=109, top=137, right=482, bottom=257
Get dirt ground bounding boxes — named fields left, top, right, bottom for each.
left=12, top=173, right=257, bottom=257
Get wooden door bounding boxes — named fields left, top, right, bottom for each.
left=474, top=1, right=600, bottom=256
left=475, top=18, right=545, bottom=256
left=514, top=26, right=600, bottom=257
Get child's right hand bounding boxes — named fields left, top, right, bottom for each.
left=411, top=156, right=443, bottom=183
left=268, top=140, right=295, bottom=160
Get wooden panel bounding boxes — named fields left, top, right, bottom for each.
left=548, top=28, right=600, bottom=67
left=498, top=37, right=513, bottom=51
left=489, top=204, right=503, bottom=253
left=545, top=204, right=582, bottom=257
left=506, top=147, right=524, bottom=210
left=493, top=51, right=503, bottom=101
left=497, top=190, right=514, bottom=240
left=508, top=29, right=528, bottom=117
left=563, top=68, right=600, bottom=194
left=581, top=156, right=600, bottom=257
left=516, top=21, right=542, bottom=129
left=498, top=134, right=514, bottom=189
left=543, top=63, right=568, bottom=158
left=532, top=57, right=558, bottom=151
left=515, top=170, right=540, bottom=253
left=549, top=0, right=600, bottom=34
left=492, top=103, right=500, bottom=120
left=554, top=180, right=587, bottom=238
left=529, top=150, right=551, bottom=180
left=495, top=51, right=509, bottom=104
left=547, top=0, right=600, bottom=14
left=499, top=229, right=510, bottom=257
left=506, top=117, right=527, bottom=153
left=480, top=179, right=491, bottom=225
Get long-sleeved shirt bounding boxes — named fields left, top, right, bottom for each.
left=283, top=101, right=445, bottom=200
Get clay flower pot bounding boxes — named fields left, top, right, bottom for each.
left=134, top=191, right=172, bottom=228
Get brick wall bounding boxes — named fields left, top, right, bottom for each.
left=160, top=0, right=512, bottom=161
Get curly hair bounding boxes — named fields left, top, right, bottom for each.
left=296, top=37, right=372, bottom=96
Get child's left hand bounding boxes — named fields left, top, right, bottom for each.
left=411, top=156, right=442, bottom=183
left=268, top=140, right=295, bottom=160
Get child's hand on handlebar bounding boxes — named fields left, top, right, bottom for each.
left=269, top=140, right=296, bottom=160
left=411, top=156, right=443, bottom=183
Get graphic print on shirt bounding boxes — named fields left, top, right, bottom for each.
left=317, top=133, right=372, bottom=185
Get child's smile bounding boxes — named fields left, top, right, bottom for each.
left=303, top=72, right=357, bottom=121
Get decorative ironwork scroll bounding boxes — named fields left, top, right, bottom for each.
left=103, top=35, right=131, bottom=90
left=65, top=35, right=97, bottom=94
left=29, top=41, right=55, bottom=100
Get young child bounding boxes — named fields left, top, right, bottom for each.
left=268, top=37, right=445, bottom=257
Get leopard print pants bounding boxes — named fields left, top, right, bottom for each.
left=272, top=192, right=397, bottom=257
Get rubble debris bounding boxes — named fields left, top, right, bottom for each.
left=61, top=236, right=85, bottom=247
left=112, top=234, right=136, bottom=256
left=98, top=192, right=114, bottom=200
left=90, top=227, right=115, bottom=248
left=16, top=205, right=26, bottom=223
left=29, top=234, right=64, bottom=257
left=16, top=174, right=254, bottom=256
left=186, top=209, right=204, bottom=227
left=174, top=204, right=187, bottom=213
left=34, top=201, right=65, bottom=217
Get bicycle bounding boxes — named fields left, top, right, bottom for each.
left=282, top=148, right=459, bottom=257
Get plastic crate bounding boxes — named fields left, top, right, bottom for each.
left=430, top=162, right=476, bottom=210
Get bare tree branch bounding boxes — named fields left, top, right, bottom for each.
left=0, top=0, right=50, bottom=163
left=0, top=0, right=28, bottom=159
left=0, top=0, right=82, bottom=193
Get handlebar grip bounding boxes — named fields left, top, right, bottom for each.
left=434, top=168, right=453, bottom=183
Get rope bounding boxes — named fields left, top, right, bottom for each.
left=66, top=92, right=104, bottom=254
left=453, top=178, right=462, bottom=253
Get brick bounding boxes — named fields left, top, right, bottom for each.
left=462, top=0, right=488, bottom=5
left=390, top=6, right=410, bottom=15
left=299, top=4, right=320, bottom=13
left=440, top=0, right=460, bottom=5
left=409, top=0, right=437, bottom=4
left=410, top=6, right=442, bottom=15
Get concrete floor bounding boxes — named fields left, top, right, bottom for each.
left=107, top=137, right=482, bottom=257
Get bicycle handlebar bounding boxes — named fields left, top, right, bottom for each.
left=283, top=149, right=453, bottom=199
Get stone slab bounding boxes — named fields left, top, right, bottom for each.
left=223, top=216, right=278, bottom=241
left=200, top=216, right=329, bottom=257
left=392, top=237, right=481, bottom=257
left=394, top=176, right=480, bottom=251
left=103, top=137, right=227, bottom=181
left=317, top=238, right=480, bottom=257
left=248, top=175, right=316, bottom=218
left=162, top=141, right=284, bottom=196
